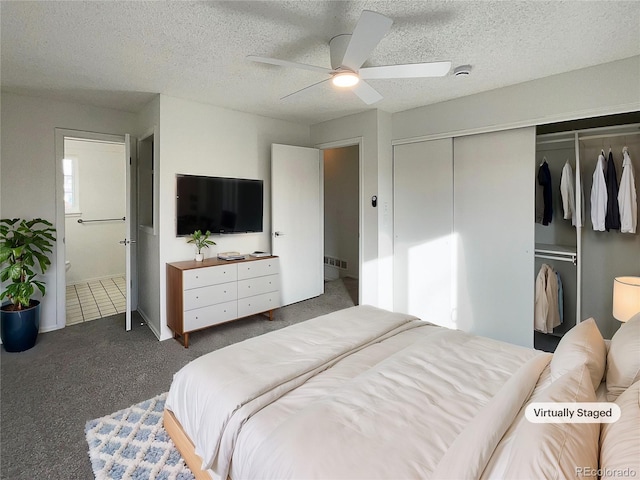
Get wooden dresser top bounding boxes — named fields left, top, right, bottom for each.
left=167, top=255, right=277, bottom=271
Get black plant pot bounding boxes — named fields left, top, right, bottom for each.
left=1, top=300, right=40, bottom=352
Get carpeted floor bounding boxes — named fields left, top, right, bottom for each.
left=0, top=278, right=356, bottom=480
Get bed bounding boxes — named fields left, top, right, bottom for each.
left=164, top=305, right=640, bottom=480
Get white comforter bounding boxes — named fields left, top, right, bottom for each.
left=166, top=306, right=551, bottom=480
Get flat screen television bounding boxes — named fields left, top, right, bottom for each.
left=176, top=174, right=264, bottom=236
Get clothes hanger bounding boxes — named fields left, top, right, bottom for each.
left=540, top=155, right=547, bottom=166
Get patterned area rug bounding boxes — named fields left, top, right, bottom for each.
left=85, top=392, right=195, bottom=480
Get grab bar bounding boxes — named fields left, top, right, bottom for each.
left=77, top=217, right=125, bottom=224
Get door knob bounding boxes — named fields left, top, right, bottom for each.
left=274, top=231, right=285, bottom=237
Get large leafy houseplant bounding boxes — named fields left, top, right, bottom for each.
left=0, top=218, right=57, bottom=310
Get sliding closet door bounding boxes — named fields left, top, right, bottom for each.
left=393, top=139, right=454, bottom=327
left=453, top=128, right=536, bottom=347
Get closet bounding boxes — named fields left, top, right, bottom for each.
left=393, top=127, right=535, bottom=348
left=534, top=123, right=640, bottom=351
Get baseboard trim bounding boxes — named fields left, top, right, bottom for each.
left=138, top=308, right=160, bottom=340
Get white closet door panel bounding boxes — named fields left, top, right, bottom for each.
left=453, top=127, right=535, bottom=348
left=393, top=138, right=454, bottom=327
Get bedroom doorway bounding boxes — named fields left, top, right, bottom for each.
left=322, top=144, right=360, bottom=305
left=55, top=129, right=136, bottom=332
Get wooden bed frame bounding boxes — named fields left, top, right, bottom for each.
left=163, top=409, right=213, bottom=480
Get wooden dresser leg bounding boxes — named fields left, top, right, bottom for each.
left=268, top=309, right=274, bottom=321
left=184, top=333, right=189, bottom=348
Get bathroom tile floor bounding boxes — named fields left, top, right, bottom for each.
left=66, top=276, right=127, bottom=325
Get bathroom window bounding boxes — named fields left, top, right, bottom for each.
left=63, top=156, right=80, bottom=214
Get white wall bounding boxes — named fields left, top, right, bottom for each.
left=311, top=109, right=394, bottom=309
left=64, top=139, right=126, bottom=284
left=0, top=92, right=137, bottom=332
left=393, top=56, right=640, bottom=142
left=324, top=146, right=359, bottom=279
left=157, top=95, right=311, bottom=340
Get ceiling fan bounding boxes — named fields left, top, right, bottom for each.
left=247, top=10, right=451, bottom=105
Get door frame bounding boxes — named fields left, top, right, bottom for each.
left=54, top=128, right=137, bottom=330
left=315, top=137, right=363, bottom=304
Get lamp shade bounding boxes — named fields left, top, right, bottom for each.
left=613, top=276, right=640, bottom=322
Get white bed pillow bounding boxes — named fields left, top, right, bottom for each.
left=551, top=317, right=606, bottom=389
left=606, top=312, right=640, bottom=401
left=600, top=381, right=640, bottom=479
left=503, top=365, right=598, bottom=479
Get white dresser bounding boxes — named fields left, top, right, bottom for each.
left=166, top=256, right=280, bottom=347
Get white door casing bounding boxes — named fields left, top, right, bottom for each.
left=54, top=128, right=135, bottom=332
left=271, top=144, right=323, bottom=306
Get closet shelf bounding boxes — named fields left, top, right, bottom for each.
left=534, top=243, right=577, bottom=265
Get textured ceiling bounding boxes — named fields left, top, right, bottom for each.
left=2, top=1, right=639, bottom=125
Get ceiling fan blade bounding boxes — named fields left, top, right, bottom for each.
left=352, top=80, right=383, bottom=105
left=341, top=10, right=393, bottom=71
left=247, top=55, right=334, bottom=75
left=360, top=61, right=452, bottom=79
left=280, top=78, right=330, bottom=101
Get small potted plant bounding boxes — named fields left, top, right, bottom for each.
left=187, top=230, right=216, bottom=261
left=0, top=218, right=56, bottom=352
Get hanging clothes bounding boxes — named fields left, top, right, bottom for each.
left=556, top=271, right=564, bottom=325
left=560, top=161, right=577, bottom=226
left=590, top=150, right=608, bottom=231
left=534, top=263, right=560, bottom=334
left=618, top=148, right=637, bottom=234
left=605, top=149, right=621, bottom=231
left=537, top=161, right=553, bottom=226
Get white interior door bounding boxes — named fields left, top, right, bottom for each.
left=271, top=144, right=323, bottom=306
left=393, top=139, right=454, bottom=327
left=124, top=133, right=132, bottom=331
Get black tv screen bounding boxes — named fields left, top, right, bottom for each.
left=176, top=174, right=264, bottom=236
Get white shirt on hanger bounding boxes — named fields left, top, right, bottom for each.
left=591, top=152, right=607, bottom=231
left=618, top=149, right=637, bottom=234
left=560, top=161, right=576, bottom=226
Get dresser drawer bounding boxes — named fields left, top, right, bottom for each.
left=237, top=291, right=281, bottom=318
left=183, top=264, right=237, bottom=290
left=237, top=274, right=279, bottom=299
left=183, top=282, right=237, bottom=310
left=237, top=258, right=279, bottom=280
left=183, top=301, right=237, bottom=331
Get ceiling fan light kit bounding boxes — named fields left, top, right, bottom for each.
left=248, top=9, right=454, bottom=105
left=332, top=71, right=360, bottom=87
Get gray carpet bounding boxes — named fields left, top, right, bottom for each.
left=0, top=278, right=356, bottom=480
